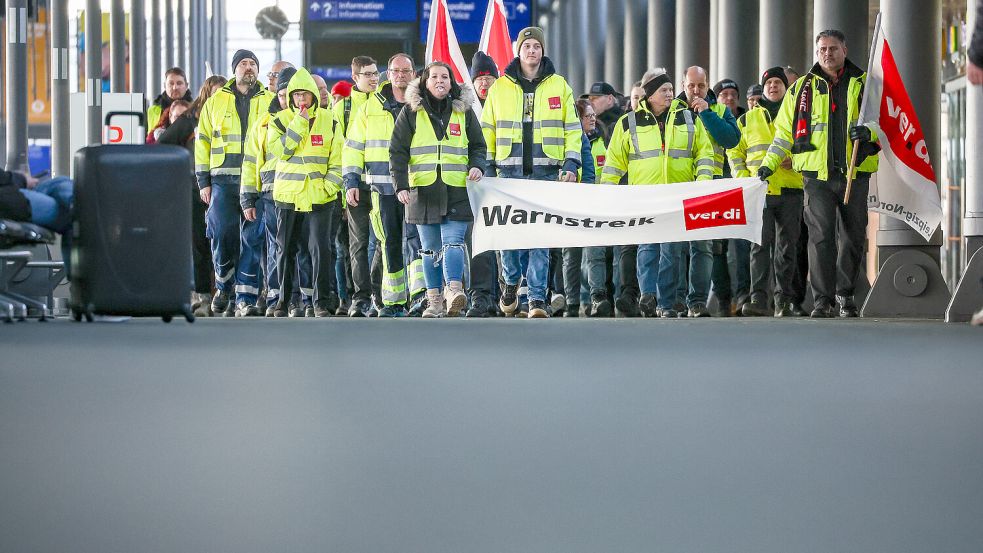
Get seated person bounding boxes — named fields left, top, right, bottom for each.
left=1, top=169, right=74, bottom=275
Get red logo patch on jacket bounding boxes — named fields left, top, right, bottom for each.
left=683, top=187, right=747, bottom=231
left=449, top=123, right=461, bottom=136
left=311, top=135, right=324, bottom=146
left=596, top=155, right=606, bottom=167
left=548, top=96, right=562, bottom=110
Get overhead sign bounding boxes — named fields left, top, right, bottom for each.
left=307, top=1, right=417, bottom=22
left=420, top=1, right=531, bottom=43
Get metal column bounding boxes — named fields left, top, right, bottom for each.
left=177, top=0, right=187, bottom=72
left=717, top=0, right=758, bottom=90
left=211, top=0, right=221, bottom=71
left=218, top=0, right=227, bottom=72
left=130, top=0, right=146, bottom=95
left=583, top=0, right=605, bottom=88
left=85, top=0, right=103, bottom=145
left=150, top=0, right=161, bottom=95
left=164, top=0, right=174, bottom=69
left=674, top=0, right=710, bottom=83
left=709, top=0, right=719, bottom=81
left=5, top=0, right=29, bottom=171
left=51, top=0, right=71, bottom=176
left=759, top=0, right=808, bottom=74
left=623, top=0, right=647, bottom=91
left=948, top=0, right=983, bottom=321
left=110, top=0, right=127, bottom=92
left=647, top=0, right=674, bottom=72
left=562, top=0, right=585, bottom=96
left=188, top=0, right=204, bottom=85
left=863, top=0, right=950, bottom=318
left=813, top=0, right=869, bottom=68
left=544, top=10, right=560, bottom=74
left=604, top=0, right=624, bottom=88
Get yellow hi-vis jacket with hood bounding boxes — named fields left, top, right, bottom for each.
left=342, top=82, right=401, bottom=195
left=194, top=78, right=273, bottom=189
left=759, top=60, right=879, bottom=181
left=480, top=56, right=582, bottom=175
left=268, top=68, right=344, bottom=212
left=728, top=102, right=804, bottom=195
left=334, top=82, right=376, bottom=188
left=240, top=101, right=287, bottom=209
left=600, top=97, right=716, bottom=185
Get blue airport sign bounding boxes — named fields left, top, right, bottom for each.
left=307, top=1, right=418, bottom=23
left=420, top=1, right=532, bottom=43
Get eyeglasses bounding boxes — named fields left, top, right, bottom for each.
left=357, top=71, right=381, bottom=78
left=267, top=72, right=279, bottom=79
left=583, top=113, right=596, bottom=118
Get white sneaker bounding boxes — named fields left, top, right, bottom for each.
left=550, top=292, right=567, bottom=314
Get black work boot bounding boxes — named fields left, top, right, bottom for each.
left=836, top=295, right=858, bottom=318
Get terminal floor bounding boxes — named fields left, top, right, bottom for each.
left=2, top=318, right=982, bottom=553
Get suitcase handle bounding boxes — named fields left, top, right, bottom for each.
left=104, top=111, right=146, bottom=127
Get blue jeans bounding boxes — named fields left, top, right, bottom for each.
left=685, top=240, right=713, bottom=306
left=21, top=176, right=74, bottom=271
left=205, top=180, right=242, bottom=294
left=501, top=248, right=550, bottom=302
left=637, top=242, right=680, bottom=309
left=237, top=193, right=273, bottom=304
left=416, top=218, right=469, bottom=290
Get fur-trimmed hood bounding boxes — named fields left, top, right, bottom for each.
left=405, top=77, right=477, bottom=114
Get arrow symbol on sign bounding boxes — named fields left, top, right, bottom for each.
left=310, top=1, right=320, bottom=13
left=516, top=2, right=527, bottom=14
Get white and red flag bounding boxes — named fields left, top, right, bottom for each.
left=424, top=0, right=471, bottom=85
left=860, top=22, right=943, bottom=240
left=478, top=0, right=513, bottom=75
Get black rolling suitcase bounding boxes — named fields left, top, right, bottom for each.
left=70, top=112, right=195, bottom=322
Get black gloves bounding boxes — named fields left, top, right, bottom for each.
left=849, top=125, right=872, bottom=143
left=757, top=166, right=773, bottom=181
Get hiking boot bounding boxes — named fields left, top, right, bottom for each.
left=589, top=295, right=612, bottom=317
left=500, top=283, right=519, bottom=315
left=336, top=297, right=351, bottom=316
left=305, top=305, right=315, bottom=317
left=273, top=301, right=289, bottom=318
left=688, top=303, right=711, bottom=318
left=638, top=293, right=659, bottom=318
left=256, top=294, right=267, bottom=312
left=659, top=307, right=679, bottom=318
left=422, top=289, right=445, bottom=318
left=265, top=303, right=277, bottom=317
left=528, top=299, right=550, bottom=318
left=742, top=299, right=770, bottom=317
left=314, top=301, right=336, bottom=318
left=192, top=292, right=213, bottom=317
left=211, top=290, right=231, bottom=315
left=564, top=304, right=580, bottom=317
left=615, top=293, right=640, bottom=317
left=836, top=295, right=859, bottom=318
left=235, top=301, right=261, bottom=317
left=791, top=303, right=808, bottom=317
left=348, top=298, right=371, bottom=317
left=288, top=303, right=305, bottom=317
left=407, top=295, right=427, bottom=317
left=550, top=292, right=567, bottom=317
left=466, top=294, right=492, bottom=318
left=774, top=300, right=794, bottom=317
left=811, top=298, right=837, bottom=318
left=445, top=281, right=467, bottom=317
left=378, top=304, right=407, bottom=318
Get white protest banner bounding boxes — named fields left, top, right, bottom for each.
left=467, top=177, right=767, bottom=254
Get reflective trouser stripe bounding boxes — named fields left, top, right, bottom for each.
left=370, top=191, right=408, bottom=306
left=407, top=258, right=426, bottom=296
left=235, top=284, right=260, bottom=296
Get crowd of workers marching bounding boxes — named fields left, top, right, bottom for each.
left=145, top=26, right=884, bottom=320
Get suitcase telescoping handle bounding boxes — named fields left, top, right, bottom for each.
left=103, top=111, right=147, bottom=144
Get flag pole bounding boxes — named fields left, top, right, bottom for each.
left=844, top=11, right=882, bottom=205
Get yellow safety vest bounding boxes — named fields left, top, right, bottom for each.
left=600, top=98, right=715, bottom=185
left=242, top=112, right=284, bottom=196
left=194, top=79, right=273, bottom=178
left=342, top=84, right=399, bottom=194
left=270, top=68, right=343, bottom=212
left=729, top=106, right=803, bottom=195
left=409, top=108, right=470, bottom=188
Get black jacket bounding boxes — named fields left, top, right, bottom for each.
left=0, top=170, right=30, bottom=222
left=390, top=78, right=486, bottom=224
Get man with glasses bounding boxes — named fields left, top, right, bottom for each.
left=335, top=56, right=382, bottom=316
left=266, top=60, right=293, bottom=93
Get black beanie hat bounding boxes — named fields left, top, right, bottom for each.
left=712, top=79, right=740, bottom=95
left=642, top=73, right=672, bottom=99
left=760, top=66, right=789, bottom=87
left=470, top=51, right=499, bottom=81
left=231, top=49, right=259, bottom=72
left=276, top=67, right=298, bottom=92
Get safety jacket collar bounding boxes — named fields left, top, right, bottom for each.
left=153, top=89, right=193, bottom=111
left=221, top=78, right=265, bottom=99
left=502, top=56, right=557, bottom=85
left=675, top=88, right=718, bottom=109
left=808, top=58, right=865, bottom=84
left=405, top=77, right=476, bottom=114
left=285, top=67, right=322, bottom=117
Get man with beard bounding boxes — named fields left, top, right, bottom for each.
left=146, top=67, right=192, bottom=138
left=195, top=49, right=273, bottom=316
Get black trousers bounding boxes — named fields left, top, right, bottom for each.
left=277, top=202, right=339, bottom=306
left=191, top=182, right=213, bottom=293
left=346, top=193, right=373, bottom=303
left=791, top=219, right=809, bottom=305
left=465, top=224, right=498, bottom=300
left=750, top=190, right=803, bottom=304
left=616, top=245, right=639, bottom=300
left=802, top=176, right=869, bottom=304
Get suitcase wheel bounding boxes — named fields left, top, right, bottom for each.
left=162, top=314, right=173, bottom=323
left=183, top=305, right=195, bottom=323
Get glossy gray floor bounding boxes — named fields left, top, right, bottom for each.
left=2, top=317, right=982, bottom=553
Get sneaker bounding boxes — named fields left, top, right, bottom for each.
left=378, top=304, right=407, bottom=318
left=466, top=294, right=492, bottom=318
left=193, top=293, right=213, bottom=317
left=444, top=281, right=468, bottom=317
left=836, top=295, right=859, bottom=318
left=564, top=304, right=580, bottom=317
left=235, top=301, right=261, bottom=317
left=336, top=297, right=351, bottom=316
left=589, top=295, right=612, bottom=318
left=742, top=299, right=770, bottom=317
left=791, top=303, right=808, bottom=317
left=265, top=304, right=277, bottom=317
left=774, top=300, right=794, bottom=317
left=688, top=303, right=711, bottom=318
left=305, top=305, right=315, bottom=317
left=422, top=290, right=445, bottom=318
left=289, top=303, right=305, bottom=317
left=971, top=306, right=983, bottom=326
left=211, top=290, right=231, bottom=314
left=348, top=298, right=370, bottom=317
left=500, top=283, right=519, bottom=315
left=550, top=292, right=567, bottom=317
left=407, top=295, right=427, bottom=317
left=638, top=293, right=659, bottom=318
left=615, top=293, right=640, bottom=317
left=256, top=294, right=267, bottom=312
left=659, top=308, right=679, bottom=318
left=273, top=301, right=289, bottom=318
left=314, top=301, right=335, bottom=318
left=516, top=300, right=529, bottom=318
left=734, top=301, right=747, bottom=317
left=528, top=299, right=550, bottom=318
left=810, top=298, right=837, bottom=318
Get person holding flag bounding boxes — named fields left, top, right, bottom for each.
left=758, top=29, right=880, bottom=318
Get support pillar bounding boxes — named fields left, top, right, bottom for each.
left=623, top=0, right=647, bottom=91
left=947, top=2, right=983, bottom=322
left=604, top=0, right=624, bottom=89
left=717, top=0, right=758, bottom=90
left=110, top=0, right=126, bottom=92
left=85, top=0, right=103, bottom=145
left=211, top=0, right=221, bottom=71
left=709, top=0, right=719, bottom=82
left=130, top=0, right=146, bottom=95
left=51, top=0, right=71, bottom=176
left=863, top=0, right=950, bottom=318
left=583, top=0, right=605, bottom=88
left=674, top=0, right=710, bottom=84
left=5, top=0, right=29, bottom=171
left=164, top=0, right=174, bottom=69
left=150, top=0, right=161, bottom=95
left=759, top=0, right=807, bottom=75
left=813, top=0, right=869, bottom=68
left=561, top=0, right=583, bottom=95
left=188, top=0, right=204, bottom=85
left=177, top=0, right=187, bottom=73
left=646, top=0, right=674, bottom=72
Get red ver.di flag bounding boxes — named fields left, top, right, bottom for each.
left=860, top=24, right=943, bottom=240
